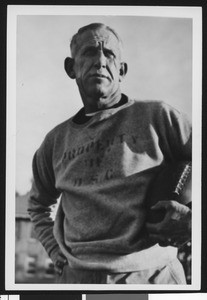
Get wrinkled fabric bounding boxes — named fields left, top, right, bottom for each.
left=28, top=95, right=191, bottom=274
left=56, top=258, right=186, bottom=284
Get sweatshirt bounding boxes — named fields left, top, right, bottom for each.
left=28, top=95, right=192, bottom=272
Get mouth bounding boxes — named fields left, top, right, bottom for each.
left=90, top=73, right=110, bottom=80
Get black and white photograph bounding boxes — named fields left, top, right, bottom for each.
left=6, top=5, right=202, bottom=290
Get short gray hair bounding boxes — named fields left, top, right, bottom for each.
left=70, top=23, right=123, bottom=59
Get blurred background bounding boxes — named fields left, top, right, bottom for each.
left=15, top=14, right=192, bottom=283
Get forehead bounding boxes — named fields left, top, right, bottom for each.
left=74, top=28, right=121, bottom=55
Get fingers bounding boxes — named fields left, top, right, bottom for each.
left=150, top=200, right=171, bottom=210
left=151, top=200, right=190, bottom=214
left=57, top=252, right=67, bottom=263
left=54, top=253, right=68, bottom=275
left=151, top=200, right=182, bottom=211
left=149, top=201, right=190, bottom=224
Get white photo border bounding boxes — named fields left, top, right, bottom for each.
left=6, top=5, right=202, bottom=291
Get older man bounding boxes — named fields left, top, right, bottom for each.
left=28, top=23, right=192, bottom=284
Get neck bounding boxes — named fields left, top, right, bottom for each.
left=81, top=89, right=122, bottom=114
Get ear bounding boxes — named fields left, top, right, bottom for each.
left=119, top=62, right=128, bottom=82
left=64, top=57, right=76, bottom=79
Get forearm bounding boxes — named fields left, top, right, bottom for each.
left=28, top=183, right=60, bottom=263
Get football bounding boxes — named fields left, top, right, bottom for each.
left=146, top=161, right=192, bottom=223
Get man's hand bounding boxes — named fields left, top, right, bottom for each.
left=53, top=250, right=68, bottom=275
left=146, top=200, right=191, bottom=248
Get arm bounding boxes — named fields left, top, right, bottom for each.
left=147, top=104, right=192, bottom=247
left=28, top=140, right=67, bottom=273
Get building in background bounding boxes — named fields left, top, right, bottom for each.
left=15, top=192, right=55, bottom=283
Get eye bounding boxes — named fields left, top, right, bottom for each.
left=104, top=49, right=115, bottom=58
left=82, top=47, right=97, bottom=56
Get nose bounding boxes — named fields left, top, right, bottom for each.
left=94, top=50, right=107, bottom=69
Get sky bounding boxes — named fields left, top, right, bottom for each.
left=15, top=13, right=193, bottom=195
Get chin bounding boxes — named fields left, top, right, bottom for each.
left=84, top=81, right=110, bottom=96
left=88, top=88, right=108, bottom=99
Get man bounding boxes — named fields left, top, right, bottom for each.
left=28, top=23, right=192, bottom=284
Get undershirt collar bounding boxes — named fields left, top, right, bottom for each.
left=72, top=94, right=128, bottom=125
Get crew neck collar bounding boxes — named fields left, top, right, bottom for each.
left=72, top=94, right=129, bottom=125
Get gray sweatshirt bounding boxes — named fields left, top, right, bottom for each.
left=28, top=96, right=191, bottom=272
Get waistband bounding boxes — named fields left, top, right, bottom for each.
left=74, top=244, right=177, bottom=272
left=59, top=242, right=177, bottom=272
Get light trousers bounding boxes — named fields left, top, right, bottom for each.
left=56, top=258, right=186, bottom=284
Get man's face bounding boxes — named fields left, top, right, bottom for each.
left=72, top=27, right=124, bottom=100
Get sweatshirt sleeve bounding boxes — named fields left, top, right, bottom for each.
left=28, top=135, right=61, bottom=263
left=156, top=102, right=192, bottom=162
